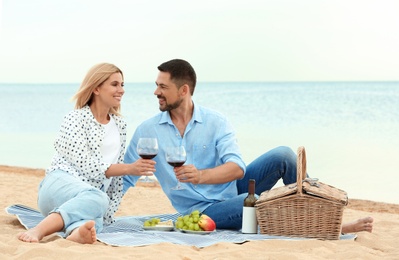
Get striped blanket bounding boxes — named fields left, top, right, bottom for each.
left=6, top=204, right=356, bottom=247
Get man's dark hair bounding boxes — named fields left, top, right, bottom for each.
left=158, top=59, right=197, bottom=95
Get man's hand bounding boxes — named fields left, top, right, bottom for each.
left=174, top=164, right=202, bottom=184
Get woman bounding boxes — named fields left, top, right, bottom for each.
left=17, top=63, right=156, bottom=244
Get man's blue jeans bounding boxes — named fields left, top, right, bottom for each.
left=202, top=146, right=298, bottom=230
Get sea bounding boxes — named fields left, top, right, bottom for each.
left=1, top=82, right=398, bottom=204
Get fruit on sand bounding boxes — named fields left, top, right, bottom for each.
left=198, top=214, right=216, bottom=231
left=143, top=218, right=160, bottom=227
left=174, top=210, right=216, bottom=231
left=143, top=218, right=173, bottom=227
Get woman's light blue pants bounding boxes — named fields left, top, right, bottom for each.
left=37, top=170, right=109, bottom=236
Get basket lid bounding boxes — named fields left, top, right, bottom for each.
left=255, top=146, right=348, bottom=205
left=302, top=179, right=348, bottom=205
left=256, top=183, right=298, bottom=203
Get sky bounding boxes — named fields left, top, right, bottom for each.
left=0, top=0, right=398, bottom=83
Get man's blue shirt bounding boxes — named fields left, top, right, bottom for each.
left=123, top=103, right=246, bottom=215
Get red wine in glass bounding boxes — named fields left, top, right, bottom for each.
left=165, top=146, right=186, bottom=190
left=139, top=154, right=157, bottom=160
left=167, top=161, right=185, bottom=167
left=137, top=138, right=158, bottom=182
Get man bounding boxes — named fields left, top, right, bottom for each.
left=123, top=59, right=297, bottom=229
left=123, top=59, right=373, bottom=233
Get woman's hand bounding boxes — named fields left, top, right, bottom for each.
left=105, top=159, right=156, bottom=178
left=130, top=158, right=156, bottom=176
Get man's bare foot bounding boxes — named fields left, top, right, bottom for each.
left=66, top=221, right=97, bottom=244
left=341, top=217, right=374, bottom=234
left=17, top=228, right=44, bottom=243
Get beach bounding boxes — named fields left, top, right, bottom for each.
left=1, top=165, right=399, bottom=259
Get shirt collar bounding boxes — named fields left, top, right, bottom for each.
left=82, top=105, right=125, bottom=130
left=159, top=101, right=203, bottom=125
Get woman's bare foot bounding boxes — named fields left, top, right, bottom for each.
left=342, top=217, right=374, bottom=234
left=66, top=221, right=97, bottom=244
left=17, top=228, right=45, bottom=243
left=17, top=212, right=64, bottom=243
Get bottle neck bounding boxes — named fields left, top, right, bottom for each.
left=248, top=180, right=255, bottom=195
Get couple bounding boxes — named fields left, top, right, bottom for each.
left=18, top=59, right=373, bottom=244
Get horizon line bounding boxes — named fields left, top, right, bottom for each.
left=1, top=80, right=399, bottom=85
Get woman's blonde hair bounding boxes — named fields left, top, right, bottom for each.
left=72, top=63, right=124, bottom=116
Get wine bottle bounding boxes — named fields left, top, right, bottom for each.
left=242, top=179, right=258, bottom=233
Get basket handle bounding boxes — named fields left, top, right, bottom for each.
left=296, top=146, right=307, bottom=194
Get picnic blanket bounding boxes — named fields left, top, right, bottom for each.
left=6, top=204, right=356, bottom=247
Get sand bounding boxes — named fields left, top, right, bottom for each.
left=1, top=165, right=398, bottom=259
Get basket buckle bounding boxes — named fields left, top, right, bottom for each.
left=303, top=178, right=320, bottom=187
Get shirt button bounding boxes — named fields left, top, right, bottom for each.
left=203, top=145, right=206, bottom=149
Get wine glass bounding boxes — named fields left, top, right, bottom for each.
left=165, top=146, right=187, bottom=190
left=137, top=138, right=158, bottom=182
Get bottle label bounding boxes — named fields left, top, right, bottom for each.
left=242, top=206, right=258, bottom=234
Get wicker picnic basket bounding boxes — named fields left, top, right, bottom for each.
left=255, top=146, right=348, bottom=240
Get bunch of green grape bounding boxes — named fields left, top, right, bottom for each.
left=143, top=218, right=161, bottom=227
left=175, top=210, right=202, bottom=231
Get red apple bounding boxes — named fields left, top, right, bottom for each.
left=198, top=214, right=216, bottom=231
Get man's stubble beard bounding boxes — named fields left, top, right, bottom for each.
left=158, top=96, right=184, bottom=112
